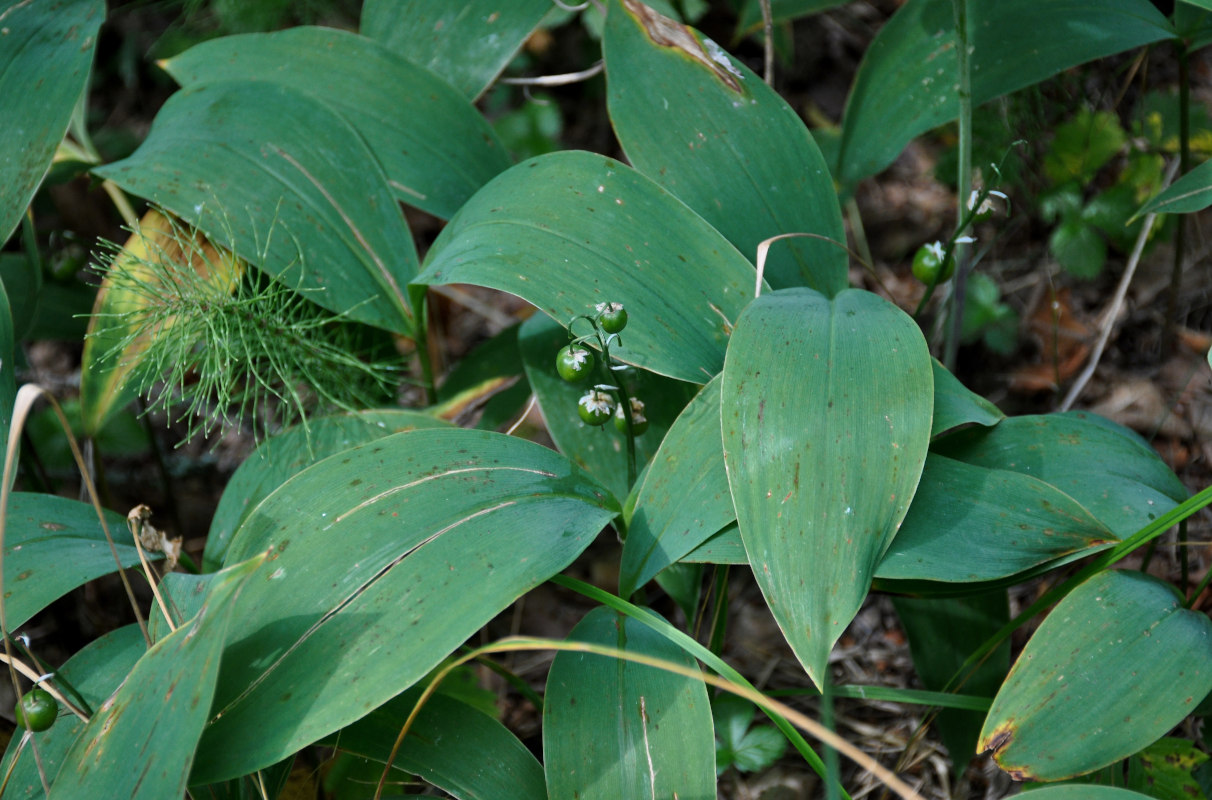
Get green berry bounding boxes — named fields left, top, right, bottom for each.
left=613, top=398, right=649, bottom=436
left=597, top=302, right=628, bottom=334
left=912, top=242, right=952, bottom=284
left=555, top=345, right=595, bottom=383
left=16, top=688, right=58, bottom=732
left=577, top=390, right=614, bottom=426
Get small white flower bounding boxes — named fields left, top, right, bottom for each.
left=615, top=397, right=647, bottom=424
left=595, top=301, right=624, bottom=314
left=579, top=390, right=614, bottom=415
left=567, top=348, right=590, bottom=368
left=925, top=241, right=946, bottom=261
left=968, top=189, right=1008, bottom=217
left=956, top=235, right=976, bottom=244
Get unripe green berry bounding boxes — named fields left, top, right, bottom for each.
left=555, top=345, right=595, bottom=383
left=577, top=390, right=614, bottom=426
left=912, top=242, right=952, bottom=284
left=613, top=397, right=648, bottom=436
left=597, top=302, right=628, bottom=334
left=15, top=688, right=58, bottom=733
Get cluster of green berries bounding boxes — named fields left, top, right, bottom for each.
left=15, top=687, right=58, bottom=732
left=553, top=303, right=648, bottom=434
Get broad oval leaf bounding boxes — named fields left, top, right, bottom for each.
left=721, top=288, right=932, bottom=687
left=361, top=0, right=551, bottom=100
left=605, top=0, right=847, bottom=294
left=320, top=690, right=546, bottom=800
left=544, top=606, right=715, bottom=800
left=837, top=0, right=1174, bottom=185
left=51, top=556, right=262, bottom=799
left=2, top=492, right=159, bottom=630
left=930, top=359, right=1003, bottom=437
left=1016, top=789, right=1157, bottom=800
left=619, top=374, right=732, bottom=597
left=518, top=313, right=697, bottom=501
left=1133, top=157, right=1212, bottom=219
left=162, top=27, right=511, bottom=220
left=979, top=570, right=1212, bottom=781
left=0, top=0, right=103, bottom=246
left=93, top=80, right=417, bottom=335
left=0, top=625, right=146, bottom=800
left=204, top=409, right=450, bottom=570
left=191, top=428, right=619, bottom=782
left=875, top=454, right=1116, bottom=583
left=416, top=150, right=760, bottom=384
left=933, top=412, right=1188, bottom=538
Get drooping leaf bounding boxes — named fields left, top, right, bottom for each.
left=517, top=313, right=696, bottom=501
left=721, top=288, right=933, bottom=687
left=875, top=454, right=1116, bottom=583
left=435, top=322, right=531, bottom=431
left=320, top=690, right=546, bottom=800
left=162, top=27, right=511, bottom=219
left=893, top=591, right=1009, bottom=779
left=79, top=209, right=241, bottom=436
left=94, top=80, right=417, bottom=335
left=52, top=556, right=262, bottom=799
left=933, top=412, right=1188, bottom=538
left=191, top=428, right=619, bottom=782
left=979, top=570, right=1212, bottom=781
left=836, top=0, right=1174, bottom=185
left=204, top=409, right=450, bottom=570
left=544, top=606, right=715, bottom=799
left=416, top=151, right=760, bottom=384
left=1, top=493, right=159, bottom=630
left=0, top=625, right=146, bottom=800
left=930, top=359, right=1004, bottom=437
left=0, top=0, right=104, bottom=246
left=619, top=375, right=732, bottom=597
left=360, top=0, right=551, bottom=100
left=604, top=0, right=846, bottom=294
left=1133, top=157, right=1212, bottom=220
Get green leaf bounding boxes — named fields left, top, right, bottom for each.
left=93, top=81, right=417, bottom=335
left=517, top=313, right=697, bottom=503
left=435, top=322, right=531, bottom=431
left=735, top=0, right=849, bottom=35
left=1136, top=738, right=1210, bottom=800
left=0, top=625, right=146, bottom=800
left=52, top=556, right=262, bottom=799
left=0, top=277, right=13, bottom=456
left=191, top=428, right=619, bottom=782
left=1134, top=158, right=1212, bottom=220
left=893, top=591, right=1009, bottom=779
left=876, top=454, right=1116, bottom=583
left=930, top=359, right=1004, bottom=437
left=1020, top=788, right=1159, bottom=800
left=619, top=375, right=732, bottom=597
left=204, top=409, right=450, bottom=570
left=1050, top=218, right=1107, bottom=279
left=162, top=27, right=511, bottom=220
left=544, top=606, right=716, bottom=799
left=713, top=694, right=785, bottom=774
left=979, top=570, right=1212, bottom=781
left=415, top=151, right=760, bottom=384
left=836, top=0, right=1173, bottom=185
left=360, top=0, right=551, bottom=100
left=0, top=0, right=104, bottom=246
left=2, top=493, right=159, bottom=630
left=933, top=412, right=1188, bottom=538
left=721, top=288, right=932, bottom=687
left=604, top=0, right=846, bottom=294
left=1044, top=110, right=1128, bottom=186
left=319, top=691, right=547, bottom=800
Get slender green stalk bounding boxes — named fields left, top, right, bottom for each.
left=944, top=0, right=973, bottom=371
left=1161, top=45, right=1190, bottom=355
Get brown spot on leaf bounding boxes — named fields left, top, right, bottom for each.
left=622, top=0, right=743, bottom=92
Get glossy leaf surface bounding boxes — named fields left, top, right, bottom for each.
left=94, top=81, right=417, bottom=335
left=52, top=557, right=261, bottom=798
left=416, top=151, right=759, bottom=384
left=930, top=359, right=1004, bottom=437
left=544, top=606, right=715, bottom=799
left=0, top=0, right=103, bottom=246
left=605, top=0, right=846, bottom=294
left=204, top=409, right=449, bottom=570
left=163, top=27, right=511, bottom=219
left=361, top=0, right=550, bottom=99
left=979, top=570, right=1212, bottom=781
left=2, top=493, right=157, bottom=630
left=837, top=0, right=1174, bottom=184
left=192, top=429, right=618, bottom=781
left=721, top=288, right=932, bottom=686
left=934, top=413, right=1188, bottom=538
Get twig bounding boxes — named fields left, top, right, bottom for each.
left=501, top=61, right=604, bottom=87
left=1059, top=158, right=1180, bottom=412
left=760, top=0, right=774, bottom=85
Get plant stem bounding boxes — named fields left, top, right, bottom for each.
left=944, top=0, right=972, bottom=371
left=1161, top=44, right=1190, bottom=355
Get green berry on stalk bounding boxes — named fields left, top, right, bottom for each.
left=15, top=688, right=58, bottom=732
left=614, top=397, right=649, bottom=436
left=912, top=241, right=952, bottom=284
left=596, top=302, right=628, bottom=334
left=556, top=345, right=595, bottom=383
left=577, top=390, right=614, bottom=426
